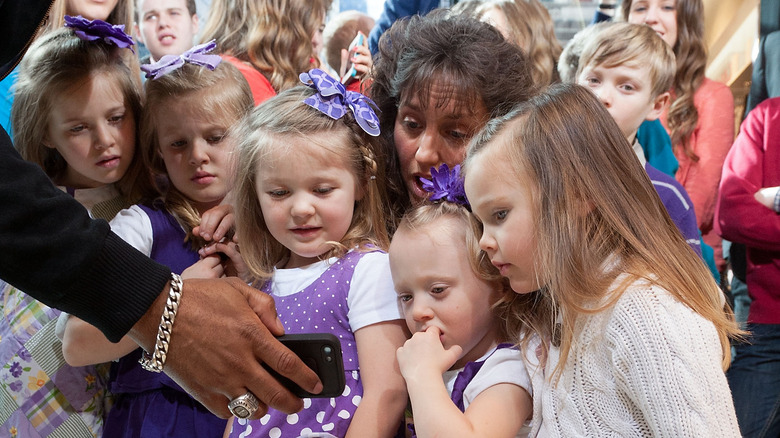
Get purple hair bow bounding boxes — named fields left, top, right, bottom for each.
left=420, top=163, right=470, bottom=207
left=141, top=40, right=222, bottom=79
left=299, top=69, right=381, bottom=137
left=64, top=15, right=135, bottom=52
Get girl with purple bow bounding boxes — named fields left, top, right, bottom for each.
left=0, top=20, right=150, bottom=438
left=389, top=166, right=532, bottom=438
left=222, top=69, right=408, bottom=438
left=60, top=48, right=253, bottom=437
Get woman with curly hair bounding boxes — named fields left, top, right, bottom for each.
left=623, top=0, right=734, bottom=272
left=478, top=0, right=562, bottom=87
left=369, top=11, right=536, bottom=229
left=200, top=0, right=330, bottom=104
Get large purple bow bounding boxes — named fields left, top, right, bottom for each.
left=141, top=40, right=222, bottom=80
left=299, top=69, right=380, bottom=137
left=420, top=163, right=470, bottom=207
left=64, top=15, right=135, bottom=52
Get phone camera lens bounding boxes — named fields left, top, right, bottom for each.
left=323, top=346, right=332, bottom=354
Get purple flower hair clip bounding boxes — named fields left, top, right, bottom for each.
left=299, top=69, right=381, bottom=136
left=141, top=40, right=222, bottom=80
left=64, top=15, right=135, bottom=52
left=420, top=163, right=470, bottom=207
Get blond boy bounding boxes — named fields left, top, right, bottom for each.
left=577, top=22, right=703, bottom=257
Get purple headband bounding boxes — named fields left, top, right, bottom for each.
left=64, top=15, right=135, bottom=52
left=141, top=40, right=222, bottom=79
left=421, top=163, right=470, bottom=207
left=299, top=69, right=381, bottom=137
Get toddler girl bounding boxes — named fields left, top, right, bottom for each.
left=0, top=19, right=148, bottom=437
left=60, top=43, right=253, bottom=437
left=463, top=83, right=741, bottom=436
left=225, top=69, right=407, bottom=437
left=390, top=165, right=532, bottom=438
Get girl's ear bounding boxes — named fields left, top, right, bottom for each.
left=42, top=136, right=56, bottom=149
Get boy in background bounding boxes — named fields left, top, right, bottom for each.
left=576, top=22, right=703, bottom=258
left=136, top=0, right=199, bottom=64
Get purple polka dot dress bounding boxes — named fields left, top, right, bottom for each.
left=229, top=250, right=372, bottom=438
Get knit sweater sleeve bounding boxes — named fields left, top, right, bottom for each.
left=0, top=127, right=170, bottom=342
left=605, top=285, right=740, bottom=437
left=715, top=97, right=780, bottom=251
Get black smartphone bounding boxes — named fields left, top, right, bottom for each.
left=264, top=333, right=346, bottom=398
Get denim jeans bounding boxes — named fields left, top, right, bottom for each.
left=728, top=323, right=780, bottom=438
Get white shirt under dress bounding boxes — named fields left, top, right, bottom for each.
left=526, top=276, right=740, bottom=437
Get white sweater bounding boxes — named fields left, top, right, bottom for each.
left=527, top=278, right=740, bottom=437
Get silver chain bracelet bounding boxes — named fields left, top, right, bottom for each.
left=139, top=272, right=183, bottom=373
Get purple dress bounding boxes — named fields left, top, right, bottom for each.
left=230, top=250, right=370, bottom=438
left=102, top=204, right=227, bottom=437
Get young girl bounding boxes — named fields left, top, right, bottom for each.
left=0, top=20, right=148, bottom=437
left=60, top=48, right=253, bottom=437
left=369, top=12, right=535, bottom=228
left=477, top=0, right=563, bottom=87
left=1, top=0, right=134, bottom=134
left=224, top=71, right=407, bottom=437
left=200, top=0, right=331, bottom=105
left=623, top=0, right=734, bottom=271
left=389, top=167, right=532, bottom=438
left=463, top=83, right=741, bottom=436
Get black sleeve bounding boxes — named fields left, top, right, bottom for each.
left=0, top=127, right=171, bottom=342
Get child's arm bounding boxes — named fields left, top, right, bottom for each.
left=397, top=327, right=532, bottom=438
left=61, top=255, right=226, bottom=366
left=345, top=320, right=409, bottom=438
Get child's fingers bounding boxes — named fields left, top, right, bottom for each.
left=198, top=204, right=235, bottom=241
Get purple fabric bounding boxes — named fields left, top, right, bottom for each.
left=103, top=204, right=225, bottom=437
left=229, top=250, right=372, bottom=437
left=141, top=40, right=222, bottom=79
left=64, top=15, right=135, bottom=52
left=300, top=69, right=381, bottom=136
left=645, top=163, right=702, bottom=258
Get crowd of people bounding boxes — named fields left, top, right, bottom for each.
left=0, top=0, right=772, bottom=437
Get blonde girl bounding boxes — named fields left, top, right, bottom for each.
left=623, top=0, right=734, bottom=271
left=390, top=188, right=532, bottom=438
left=225, top=72, right=407, bottom=437
left=200, top=0, right=331, bottom=104
left=60, top=50, right=253, bottom=437
left=478, top=0, right=562, bottom=87
left=1, top=20, right=147, bottom=437
left=463, top=83, right=742, bottom=436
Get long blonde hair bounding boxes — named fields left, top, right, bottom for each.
left=140, top=61, right=253, bottom=248
left=621, top=0, right=707, bottom=161
left=232, top=86, right=389, bottom=284
left=477, top=0, right=562, bottom=86
left=200, top=0, right=331, bottom=93
left=464, top=84, right=740, bottom=378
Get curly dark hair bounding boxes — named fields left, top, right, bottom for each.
left=368, top=10, right=536, bottom=229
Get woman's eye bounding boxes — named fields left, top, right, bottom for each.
left=450, top=130, right=467, bottom=140
left=402, top=117, right=421, bottom=130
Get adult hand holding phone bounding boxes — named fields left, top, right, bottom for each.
left=128, top=277, right=324, bottom=419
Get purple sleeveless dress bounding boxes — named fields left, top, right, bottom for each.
left=229, top=250, right=370, bottom=438
left=102, top=204, right=227, bottom=437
